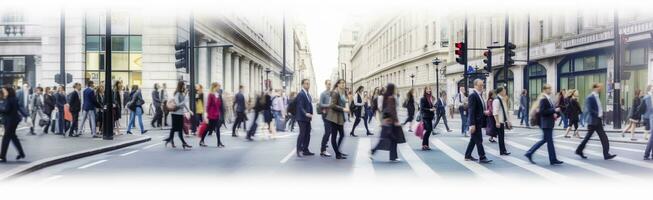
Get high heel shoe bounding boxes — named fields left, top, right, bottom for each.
left=350, top=133, right=358, bottom=137
left=182, top=144, right=192, bottom=149
left=366, top=132, right=374, bottom=136
left=16, top=154, right=25, bottom=160
left=199, top=142, right=208, bottom=147
left=217, top=143, right=225, bottom=148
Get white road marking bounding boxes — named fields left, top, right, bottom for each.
left=506, top=140, right=631, bottom=180
left=143, top=142, right=163, bottom=149
left=120, top=150, right=139, bottom=156
left=397, top=143, right=441, bottom=179
left=430, top=138, right=503, bottom=179
left=461, top=138, right=567, bottom=181
left=280, top=148, right=297, bottom=163
left=77, top=160, right=108, bottom=169
left=353, top=138, right=375, bottom=178
left=38, top=175, right=64, bottom=185
left=524, top=138, right=653, bottom=171
left=538, top=137, right=642, bottom=153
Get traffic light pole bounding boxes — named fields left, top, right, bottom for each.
left=59, top=9, right=66, bottom=87
left=189, top=13, right=196, bottom=115
left=613, top=11, right=622, bottom=129
left=503, top=13, right=509, bottom=88
left=103, top=9, right=113, bottom=140
left=463, top=14, right=469, bottom=90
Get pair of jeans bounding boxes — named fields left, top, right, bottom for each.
left=273, top=110, right=284, bottom=131
left=459, top=107, right=468, bottom=134
left=329, top=121, right=345, bottom=156
left=127, top=107, right=145, bottom=134
left=233, top=111, right=247, bottom=134
left=643, top=118, right=653, bottom=158
left=558, top=113, right=568, bottom=128
left=422, top=118, right=433, bottom=146
left=296, top=121, right=311, bottom=153
left=80, top=109, right=97, bottom=136
left=0, top=122, right=24, bottom=159
left=165, top=114, right=188, bottom=145
left=67, top=112, right=79, bottom=135
left=464, top=124, right=486, bottom=159
left=321, top=114, right=332, bottom=152
left=350, top=114, right=370, bottom=135
left=201, top=119, right=222, bottom=145
left=527, top=128, right=558, bottom=163
left=519, top=107, right=530, bottom=126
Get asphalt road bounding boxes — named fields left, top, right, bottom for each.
left=14, top=112, right=653, bottom=184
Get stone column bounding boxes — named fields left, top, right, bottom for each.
left=232, top=53, right=241, bottom=94
left=198, top=40, right=208, bottom=87
left=223, top=48, right=232, bottom=93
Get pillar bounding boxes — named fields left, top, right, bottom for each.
left=223, top=48, right=232, bottom=93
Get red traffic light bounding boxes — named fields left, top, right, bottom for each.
left=455, top=42, right=464, bottom=49
left=483, top=51, right=489, bottom=57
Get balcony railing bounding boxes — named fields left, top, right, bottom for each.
left=0, top=23, right=41, bottom=39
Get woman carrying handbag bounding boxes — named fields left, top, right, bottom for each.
left=371, top=83, right=404, bottom=162
left=163, top=81, right=192, bottom=149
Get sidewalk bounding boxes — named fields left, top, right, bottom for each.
left=0, top=116, right=152, bottom=180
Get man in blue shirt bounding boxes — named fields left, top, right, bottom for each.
left=80, top=81, right=100, bottom=138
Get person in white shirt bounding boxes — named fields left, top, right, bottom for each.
left=492, top=87, right=511, bottom=155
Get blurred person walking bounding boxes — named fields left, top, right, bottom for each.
left=402, top=88, right=416, bottom=132
left=164, top=81, right=192, bottom=149
left=350, top=86, right=372, bottom=137
left=464, top=79, right=492, bottom=164
left=126, top=85, right=147, bottom=135
left=563, top=90, right=582, bottom=139
left=200, top=82, right=225, bottom=148
left=0, top=86, right=28, bottom=162
left=524, top=84, right=564, bottom=165
left=326, top=79, right=350, bottom=159
left=575, top=83, right=616, bottom=160
left=371, top=83, right=404, bottom=162
left=419, top=86, right=436, bottom=150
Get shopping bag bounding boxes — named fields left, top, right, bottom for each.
left=183, top=115, right=191, bottom=135
left=197, top=121, right=208, bottom=138
left=415, top=121, right=425, bottom=139
left=64, top=104, right=73, bottom=122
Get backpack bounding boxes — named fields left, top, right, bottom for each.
left=287, top=99, right=297, bottom=115
left=529, top=98, right=542, bottom=127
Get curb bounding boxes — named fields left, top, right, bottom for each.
left=0, top=136, right=152, bottom=181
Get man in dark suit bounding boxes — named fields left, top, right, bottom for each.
left=53, top=85, right=67, bottom=135
left=434, top=91, right=452, bottom=132
left=232, top=85, right=247, bottom=137
left=525, top=84, right=564, bottom=165
left=151, top=83, right=162, bottom=128
left=67, top=83, right=82, bottom=137
left=295, top=79, right=314, bottom=157
left=80, top=81, right=100, bottom=137
left=575, top=83, right=616, bottom=160
left=464, top=79, right=492, bottom=164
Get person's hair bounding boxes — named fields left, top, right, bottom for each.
left=86, top=81, right=94, bottom=87
left=355, top=86, right=364, bottom=93
left=196, top=84, right=204, bottom=94
left=406, top=88, right=414, bottom=100
left=131, top=85, right=139, bottom=91
left=289, top=91, right=297, bottom=98
left=384, top=83, right=396, bottom=97
left=634, top=89, right=641, bottom=97
left=35, top=86, right=43, bottom=92
left=239, top=85, right=244, bottom=90
left=175, top=81, right=185, bottom=94
left=592, top=83, right=602, bottom=89
left=114, top=80, right=123, bottom=92
left=58, top=85, right=65, bottom=92
left=324, top=80, right=331, bottom=85
left=379, top=87, right=386, bottom=96
left=45, top=87, right=51, bottom=94
left=488, top=90, right=495, bottom=100
left=154, top=83, right=160, bottom=90
left=495, top=87, right=505, bottom=96
left=96, top=84, right=105, bottom=94
left=439, top=90, right=446, bottom=97
left=73, top=82, right=82, bottom=89
left=522, top=90, right=527, bottom=95
left=473, top=79, right=484, bottom=86
left=210, top=82, right=220, bottom=93
left=422, top=86, right=432, bottom=97
left=332, top=79, right=345, bottom=91
left=566, top=89, right=576, bottom=98
left=541, top=84, right=552, bottom=92
left=371, top=87, right=379, bottom=97
left=2, top=85, right=16, bottom=98
left=301, top=79, right=310, bottom=85
left=647, top=85, right=653, bottom=93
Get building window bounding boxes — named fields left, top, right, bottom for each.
left=84, top=10, right=143, bottom=87
left=526, top=63, right=547, bottom=102
left=558, top=51, right=608, bottom=107
left=494, top=68, right=514, bottom=108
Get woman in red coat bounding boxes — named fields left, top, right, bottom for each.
left=200, top=82, right=225, bottom=148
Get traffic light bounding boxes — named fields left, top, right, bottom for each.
left=483, top=50, right=492, bottom=72
left=455, top=42, right=466, bottom=65
left=175, top=41, right=189, bottom=71
left=505, top=42, right=516, bottom=66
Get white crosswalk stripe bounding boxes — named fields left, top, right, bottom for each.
left=430, top=138, right=504, bottom=179
left=460, top=138, right=567, bottom=181
left=524, top=138, right=653, bottom=171
left=353, top=138, right=375, bottom=178
left=506, top=140, right=632, bottom=180
left=397, top=143, right=441, bottom=179
left=539, top=137, right=642, bottom=153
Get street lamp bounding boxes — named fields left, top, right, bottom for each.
left=432, top=57, right=442, bottom=97
left=409, top=74, right=415, bottom=88
left=265, top=67, right=271, bottom=91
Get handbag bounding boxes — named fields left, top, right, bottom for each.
left=197, top=121, right=209, bottom=138
left=415, top=121, right=425, bottom=139
left=38, top=119, right=49, bottom=127
left=498, top=97, right=512, bottom=130
left=393, top=125, right=406, bottom=144
left=64, top=104, right=73, bottom=122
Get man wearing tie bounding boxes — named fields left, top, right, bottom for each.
left=295, top=79, right=314, bottom=157
left=434, top=91, right=452, bottom=133
left=575, top=83, right=616, bottom=160
left=525, top=84, right=564, bottom=165
left=464, top=79, right=492, bottom=164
